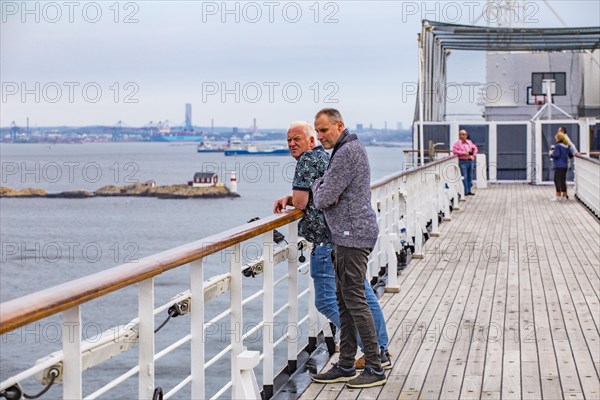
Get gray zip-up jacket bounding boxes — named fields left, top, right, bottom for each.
left=312, top=130, right=379, bottom=249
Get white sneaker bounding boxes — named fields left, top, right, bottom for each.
left=551, top=196, right=561, bottom=202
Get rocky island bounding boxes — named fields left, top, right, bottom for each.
left=0, top=183, right=238, bottom=199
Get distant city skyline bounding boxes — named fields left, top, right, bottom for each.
left=2, top=1, right=599, bottom=129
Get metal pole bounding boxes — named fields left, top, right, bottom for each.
left=547, top=81, right=553, bottom=120
left=418, top=32, right=426, bottom=166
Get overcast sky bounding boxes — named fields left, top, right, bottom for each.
left=1, top=0, right=599, bottom=129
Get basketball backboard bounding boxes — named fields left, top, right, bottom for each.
left=531, top=72, right=567, bottom=96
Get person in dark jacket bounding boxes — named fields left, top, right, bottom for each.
left=310, top=109, right=386, bottom=389
left=549, top=130, right=574, bottom=202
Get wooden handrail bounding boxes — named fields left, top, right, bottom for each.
left=370, top=155, right=457, bottom=190
left=0, top=210, right=304, bottom=334
left=575, top=153, right=600, bottom=165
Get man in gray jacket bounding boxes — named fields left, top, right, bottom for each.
left=310, top=108, right=386, bottom=388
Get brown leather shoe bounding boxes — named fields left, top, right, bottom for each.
left=355, top=350, right=393, bottom=371
left=354, top=355, right=366, bottom=370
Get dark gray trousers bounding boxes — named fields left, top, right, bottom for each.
left=332, top=244, right=381, bottom=370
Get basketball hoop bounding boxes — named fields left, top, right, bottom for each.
left=527, top=86, right=547, bottom=106
left=535, top=95, right=545, bottom=106
left=530, top=72, right=573, bottom=120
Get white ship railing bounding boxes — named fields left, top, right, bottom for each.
left=410, top=118, right=600, bottom=184
left=369, top=155, right=463, bottom=292
left=575, top=154, right=600, bottom=218
left=0, top=155, right=462, bottom=399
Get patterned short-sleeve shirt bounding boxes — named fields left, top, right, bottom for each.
left=292, top=146, right=330, bottom=244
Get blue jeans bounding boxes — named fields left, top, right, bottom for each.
left=459, top=159, right=474, bottom=194
left=309, top=243, right=389, bottom=351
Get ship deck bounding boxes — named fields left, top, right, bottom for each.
left=299, top=184, right=600, bottom=400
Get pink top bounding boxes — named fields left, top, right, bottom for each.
left=452, top=139, right=478, bottom=160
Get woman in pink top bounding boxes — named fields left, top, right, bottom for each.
left=452, top=129, right=478, bottom=195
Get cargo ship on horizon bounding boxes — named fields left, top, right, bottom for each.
left=150, top=103, right=204, bottom=142
left=150, top=133, right=204, bottom=142
left=197, top=137, right=290, bottom=155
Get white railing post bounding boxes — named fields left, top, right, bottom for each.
left=413, top=210, right=424, bottom=258
left=63, top=306, right=82, bottom=399
left=579, top=118, right=590, bottom=153
left=138, top=278, right=154, bottom=400
left=391, top=182, right=400, bottom=235
left=262, top=231, right=275, bottom=399
left=230, top=243, right=243, bottom=399
left=476, top=154, right=488, bottom=189
left=397, top=183, right=409, bottom=261
left=370, top=188, right=381, bottom=278
left=524, top=122, right=533, bottom=182
left=438, top=163, right=452, bottom=221
left=453, top=163, right=464, bottom=206
left=190, top=258, right=205, bottom=400
left=379, top=189, right=386, bottom=278
left=534, top=120, right=542, bottom=184
left=450, top=121, right=459, bottom=148
left=489, top=121, right=498, bottom=182
left=429, top=171, right=440, bottom=236
left=237, top=351, right=261, bottom=400
left=412, top=175, right=425, bottom=259
left=404, top=178, right=415, bottom=252
left=287, top=222, right=299, bottom=373
left=307, top=271, right=318, bottom=353
left=385, top=234, right=400, bottom=291
left=575, top=160, right=580, bottom=197
left=383, top=184, right=393, bottom=280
